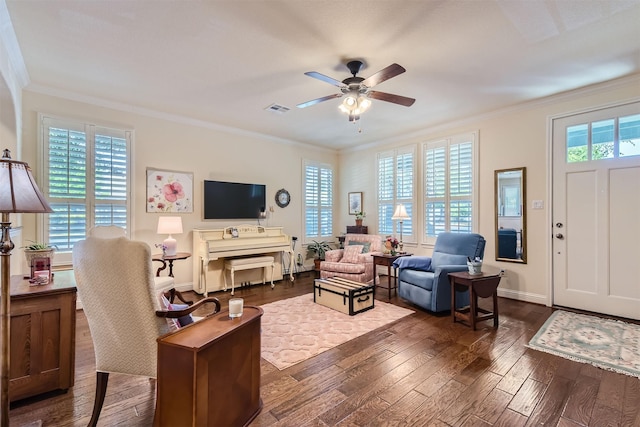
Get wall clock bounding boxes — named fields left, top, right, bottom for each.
left=275, top=188, right=290, bottom=208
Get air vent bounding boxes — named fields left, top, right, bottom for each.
left=265, top=103, right=290, bottom=114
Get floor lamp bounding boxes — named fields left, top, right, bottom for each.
left=391, top=204, right=410, bottom=253
left=0, top=149, right=53, bottom=425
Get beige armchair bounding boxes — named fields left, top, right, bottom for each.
left=320, top=233, right=384, bottom=283
left=73, top=236, right=220, bottom=426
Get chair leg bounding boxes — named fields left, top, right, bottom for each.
left=88, top=371, right=109, bottom=427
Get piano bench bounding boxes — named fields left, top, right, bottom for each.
left=224, top=256, right=275, bottom=295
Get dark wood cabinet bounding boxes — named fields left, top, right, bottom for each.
left=9, top=270, right=77, bottom=402
left=346, top=225, right=368, bottom=234
left=155, top=306, right=263, bottom=426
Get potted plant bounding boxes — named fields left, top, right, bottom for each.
left=306, top=240, right=332, bottom=271
left=355, top=210, right=366, bottom=227
left=22, top=241, right=57, bottom=265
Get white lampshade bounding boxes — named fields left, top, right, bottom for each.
left=391, top=204, right=409, bottom=220
left=157, top=216, right=183, bottom=256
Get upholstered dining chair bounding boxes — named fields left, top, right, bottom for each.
left=73, top=236, right=220, bottom=427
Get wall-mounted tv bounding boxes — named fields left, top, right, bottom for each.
left=203, top=180, right=266, bottom=220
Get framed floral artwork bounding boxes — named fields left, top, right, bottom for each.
left=146, top=168, right=193, bottom=213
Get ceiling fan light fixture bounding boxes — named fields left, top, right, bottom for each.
left=338, top=92, right=371, bottom=118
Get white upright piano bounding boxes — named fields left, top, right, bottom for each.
left=193, top=225, right=295, bottom=295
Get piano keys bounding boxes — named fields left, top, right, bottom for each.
left=192, top=225, right=295, bottom=295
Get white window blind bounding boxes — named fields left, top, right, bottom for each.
left=303, top=160, right=333, bottom=242
left=377, top=146, right=415, bottom=241
left=41, top=116, right=131, bottom=263
left=423, top=132, right=477, bottom=244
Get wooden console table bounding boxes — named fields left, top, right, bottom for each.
left=10, top=270, right=77, bottom=402
left=155, top=306, right=263, bottom=426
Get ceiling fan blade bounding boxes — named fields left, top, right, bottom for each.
left=361, top=63, right=406, bottom=87
left=304, top=71, right=345, bottom=88
left=297, top=93, right=343, bottom=109
left=368, top=91, right=416, bottom=107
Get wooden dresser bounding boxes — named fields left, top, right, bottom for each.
left=9, top=270, right=77, bottom=402
left=346, top=225, right=368, bottom=234
left=155, top=306, right=263, bottom=426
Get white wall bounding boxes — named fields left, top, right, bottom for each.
left=19, top=90, right=338, bottom=284
left=14, top=73, right=640, bottom=303
left=338, top=75, right=640, bottom=304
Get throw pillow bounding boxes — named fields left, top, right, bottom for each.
left=169, top=303, right=195, bottom=327
left=348, top=240, right=371, bottom=253
left=160, top=294, right=194, bottom=328
left=340, top=244, right=363, bottom=263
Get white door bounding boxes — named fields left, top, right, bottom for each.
left=552, top=102, right=640, bottom=320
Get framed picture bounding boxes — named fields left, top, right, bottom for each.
left=348, top=192, right=363, bottom=215
left=147, top=168, right=193, bottom=213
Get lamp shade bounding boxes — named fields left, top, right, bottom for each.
left=0, top=149, right=53, bottom=214
left=156, top=216, right=183, bottom=235
left=391, top=204, right=409, bottom=220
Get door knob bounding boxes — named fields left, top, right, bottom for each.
left=555, top=233, right=564, bottom=239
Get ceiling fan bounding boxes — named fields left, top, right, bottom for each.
left=297, top=60, right=416, bottom=122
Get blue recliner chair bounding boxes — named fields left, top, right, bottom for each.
left=393, top=232, right=486, bottom=313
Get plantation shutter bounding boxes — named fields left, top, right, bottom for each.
left=424, top=132, right=476, bottom=243
left=304, top=160, right=333, bottom=241
left=377, top=146, right=415, bottom=241
left=42, top=116, right=131, bottom=263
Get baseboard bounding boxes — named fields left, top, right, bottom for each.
left=497, top=288, right=548, bottom=306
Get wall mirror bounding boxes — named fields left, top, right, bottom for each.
left=495, top=167, right=526, bottom=263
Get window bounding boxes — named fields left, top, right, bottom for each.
left=423, top=132, right=477, bottom=244
left=41, top=115, right=131, bottom=264
left=567, top=113, right=640, bottom=162
left=303, top=160, right=333, bottom=242
left=377, top=146, right=415, bottom=242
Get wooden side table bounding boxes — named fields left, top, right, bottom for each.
left=372, top=253, right=411, bottom=299
left=152, top=252, right=191, bottom=277
left=155, top=306, right=263, bottom=426
left=10, top=270, right=77, bottom=402
left=448, top=270, right=501, bottom=330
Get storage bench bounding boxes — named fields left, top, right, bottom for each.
left=224, top=256, right=275, bottom=295
left=313, top=277, right=375, bottom=315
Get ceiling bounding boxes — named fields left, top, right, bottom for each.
left=5, top=0, right=640, bottom=151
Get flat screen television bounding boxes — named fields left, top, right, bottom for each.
left=203, top=180, right=266, bottom=219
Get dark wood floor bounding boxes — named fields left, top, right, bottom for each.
left=9, top=272, right=640, bottom=426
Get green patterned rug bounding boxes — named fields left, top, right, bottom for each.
left=528, top=310, right=640, bottom=378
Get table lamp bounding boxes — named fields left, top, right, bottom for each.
left=0, top=149, right=53, bottom=425
left=391, top=204, right=410, bottom=252
left=157, top=216, right=183, bottom=256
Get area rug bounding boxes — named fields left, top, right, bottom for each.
left=260, top=294, right=414, bottom=370
left=527, top=310, right=640, bottom=378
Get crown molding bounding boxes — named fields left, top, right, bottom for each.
left=25, top=83, right=337, bottom=154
